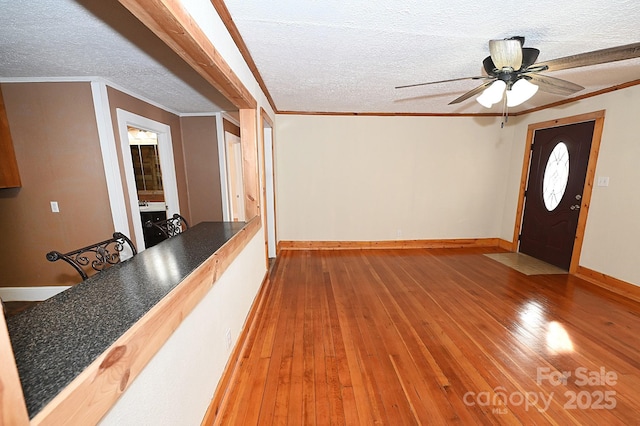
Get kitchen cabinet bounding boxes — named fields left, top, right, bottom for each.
left=0, top=86, right=21, bottom=188
left=141, top=209, right=167, bottom=248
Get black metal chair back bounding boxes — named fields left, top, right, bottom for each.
left=144, top=214, right=189, bottom=239
left=46, top=232, right=137, bottom=281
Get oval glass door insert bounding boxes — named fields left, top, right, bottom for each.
left=542, top=142, right=570, bottom=211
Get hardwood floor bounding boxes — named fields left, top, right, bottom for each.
left=209, top=248, right=640, bottom=425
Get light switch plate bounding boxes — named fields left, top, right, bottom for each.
left=597, top=177, right=610, bottom=187
left=50, top=201, right=60, bottom=212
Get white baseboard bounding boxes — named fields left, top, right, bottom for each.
left=0, top=286, right=70, bottom=302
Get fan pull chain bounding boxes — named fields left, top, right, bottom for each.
left=501, top=94, right=509, bottom=128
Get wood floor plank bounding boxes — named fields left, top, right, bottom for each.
left=286, top=252, right=308, bottom=424
left=341, top=254, right=414, bottom=424
left=254, top=255, right=296, bottom=423
left=328, top=258, right=380, bottom=424
left=209, top=248, right=640, bottom=425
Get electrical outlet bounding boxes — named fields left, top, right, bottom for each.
left=50, top=201, right=60, bottom=213
left=597, top=176, right=610, bottom=187
left=225, top=329, right=232, bottom=350
left=396, top=229, right=402, bottom=238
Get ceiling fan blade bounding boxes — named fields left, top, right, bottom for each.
left=395, top=75, right=489, bottom=89
left=448, top=80, right=496, bottom=105
left=536, top=42, right=640, bottom=72
left=489, top=39, right=523, bottom=70
left=525, top=74, right=585, bottom=95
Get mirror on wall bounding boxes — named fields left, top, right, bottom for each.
left=128, top=127, right=164, bottom=198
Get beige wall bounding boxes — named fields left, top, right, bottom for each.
left=0, top=83, right=228, bottom=288
left=0, top=82, right=113, bottom=287
left=181, top=115, right=223, bottom=224
left=502, top=84, right=640, bottom=286
left=274, top=114, right=513, bottom=241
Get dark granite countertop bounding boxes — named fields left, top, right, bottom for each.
left=7, top=221, right=246, bottom=418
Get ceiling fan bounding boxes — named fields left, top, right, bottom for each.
left=396, top=37, right=640, bottom=108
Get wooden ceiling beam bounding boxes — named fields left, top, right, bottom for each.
left=117, top=0, right=256, bottom=110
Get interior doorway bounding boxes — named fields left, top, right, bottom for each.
left=226, top=131, right=245, bottom=221
left=261, top=112, right=277, bottom=260
left=116, top=109, right=181, bottom=250
left=217, top=114, right=245, bottom=222
left=514, top=111, right=605, bottom=273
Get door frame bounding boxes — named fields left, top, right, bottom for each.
left=259, top=108, right=277, bottom=266
left=116, top=109, right=181, bottom=251
left=225, top=131, right=245, bottom=221
left=511, top=110, right=605, bottom=273
left=216, top=112, right=241, bottom=221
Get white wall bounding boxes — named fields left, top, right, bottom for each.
left=275, top=114, right=514, bottom=241
left=502, top=84, right=640, bottom=286
left=101, top=232, right=265, bottom=425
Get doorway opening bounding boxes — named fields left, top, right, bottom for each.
left=261, top=111, right=277, bottom=262
left=226, top=130, right=245, bottom=221
left=127, top=126, right=168, bottom=248
left=513, top=111, right=605, bottom=273
left=116, top=109, right=181, bottom=251
left=217, top=114, right=245, bottom=222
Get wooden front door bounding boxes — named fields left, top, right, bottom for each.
left=519, top=121, right=595, bottom=270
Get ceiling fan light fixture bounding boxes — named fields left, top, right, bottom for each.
left=489, top=39, right=523, bottom=70
left=506, top=78, right=539, bottom=107
left=476, top=80, right=506, bottom=108
left=521, top=47, right=540, bottom=68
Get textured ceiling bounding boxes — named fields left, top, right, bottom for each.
left=224, top=0, right=640, bottom=114
left=0, top=0, right=235, bottom=114
left=1, top=1, right=638, bottom=115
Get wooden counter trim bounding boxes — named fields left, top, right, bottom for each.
left=240, top=109, right=260, bottom=220
left=575, top=266, right=640, bottom=304
left=31, top=217, right=261, bottom=425
left=278, top=238, right=502, bottom=251
left=0, top=308, right=29, bottom=425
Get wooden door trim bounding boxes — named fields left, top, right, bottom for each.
left=240, top=109, right=260, bottom=221
left=511, top=110, right=605, bottom=273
